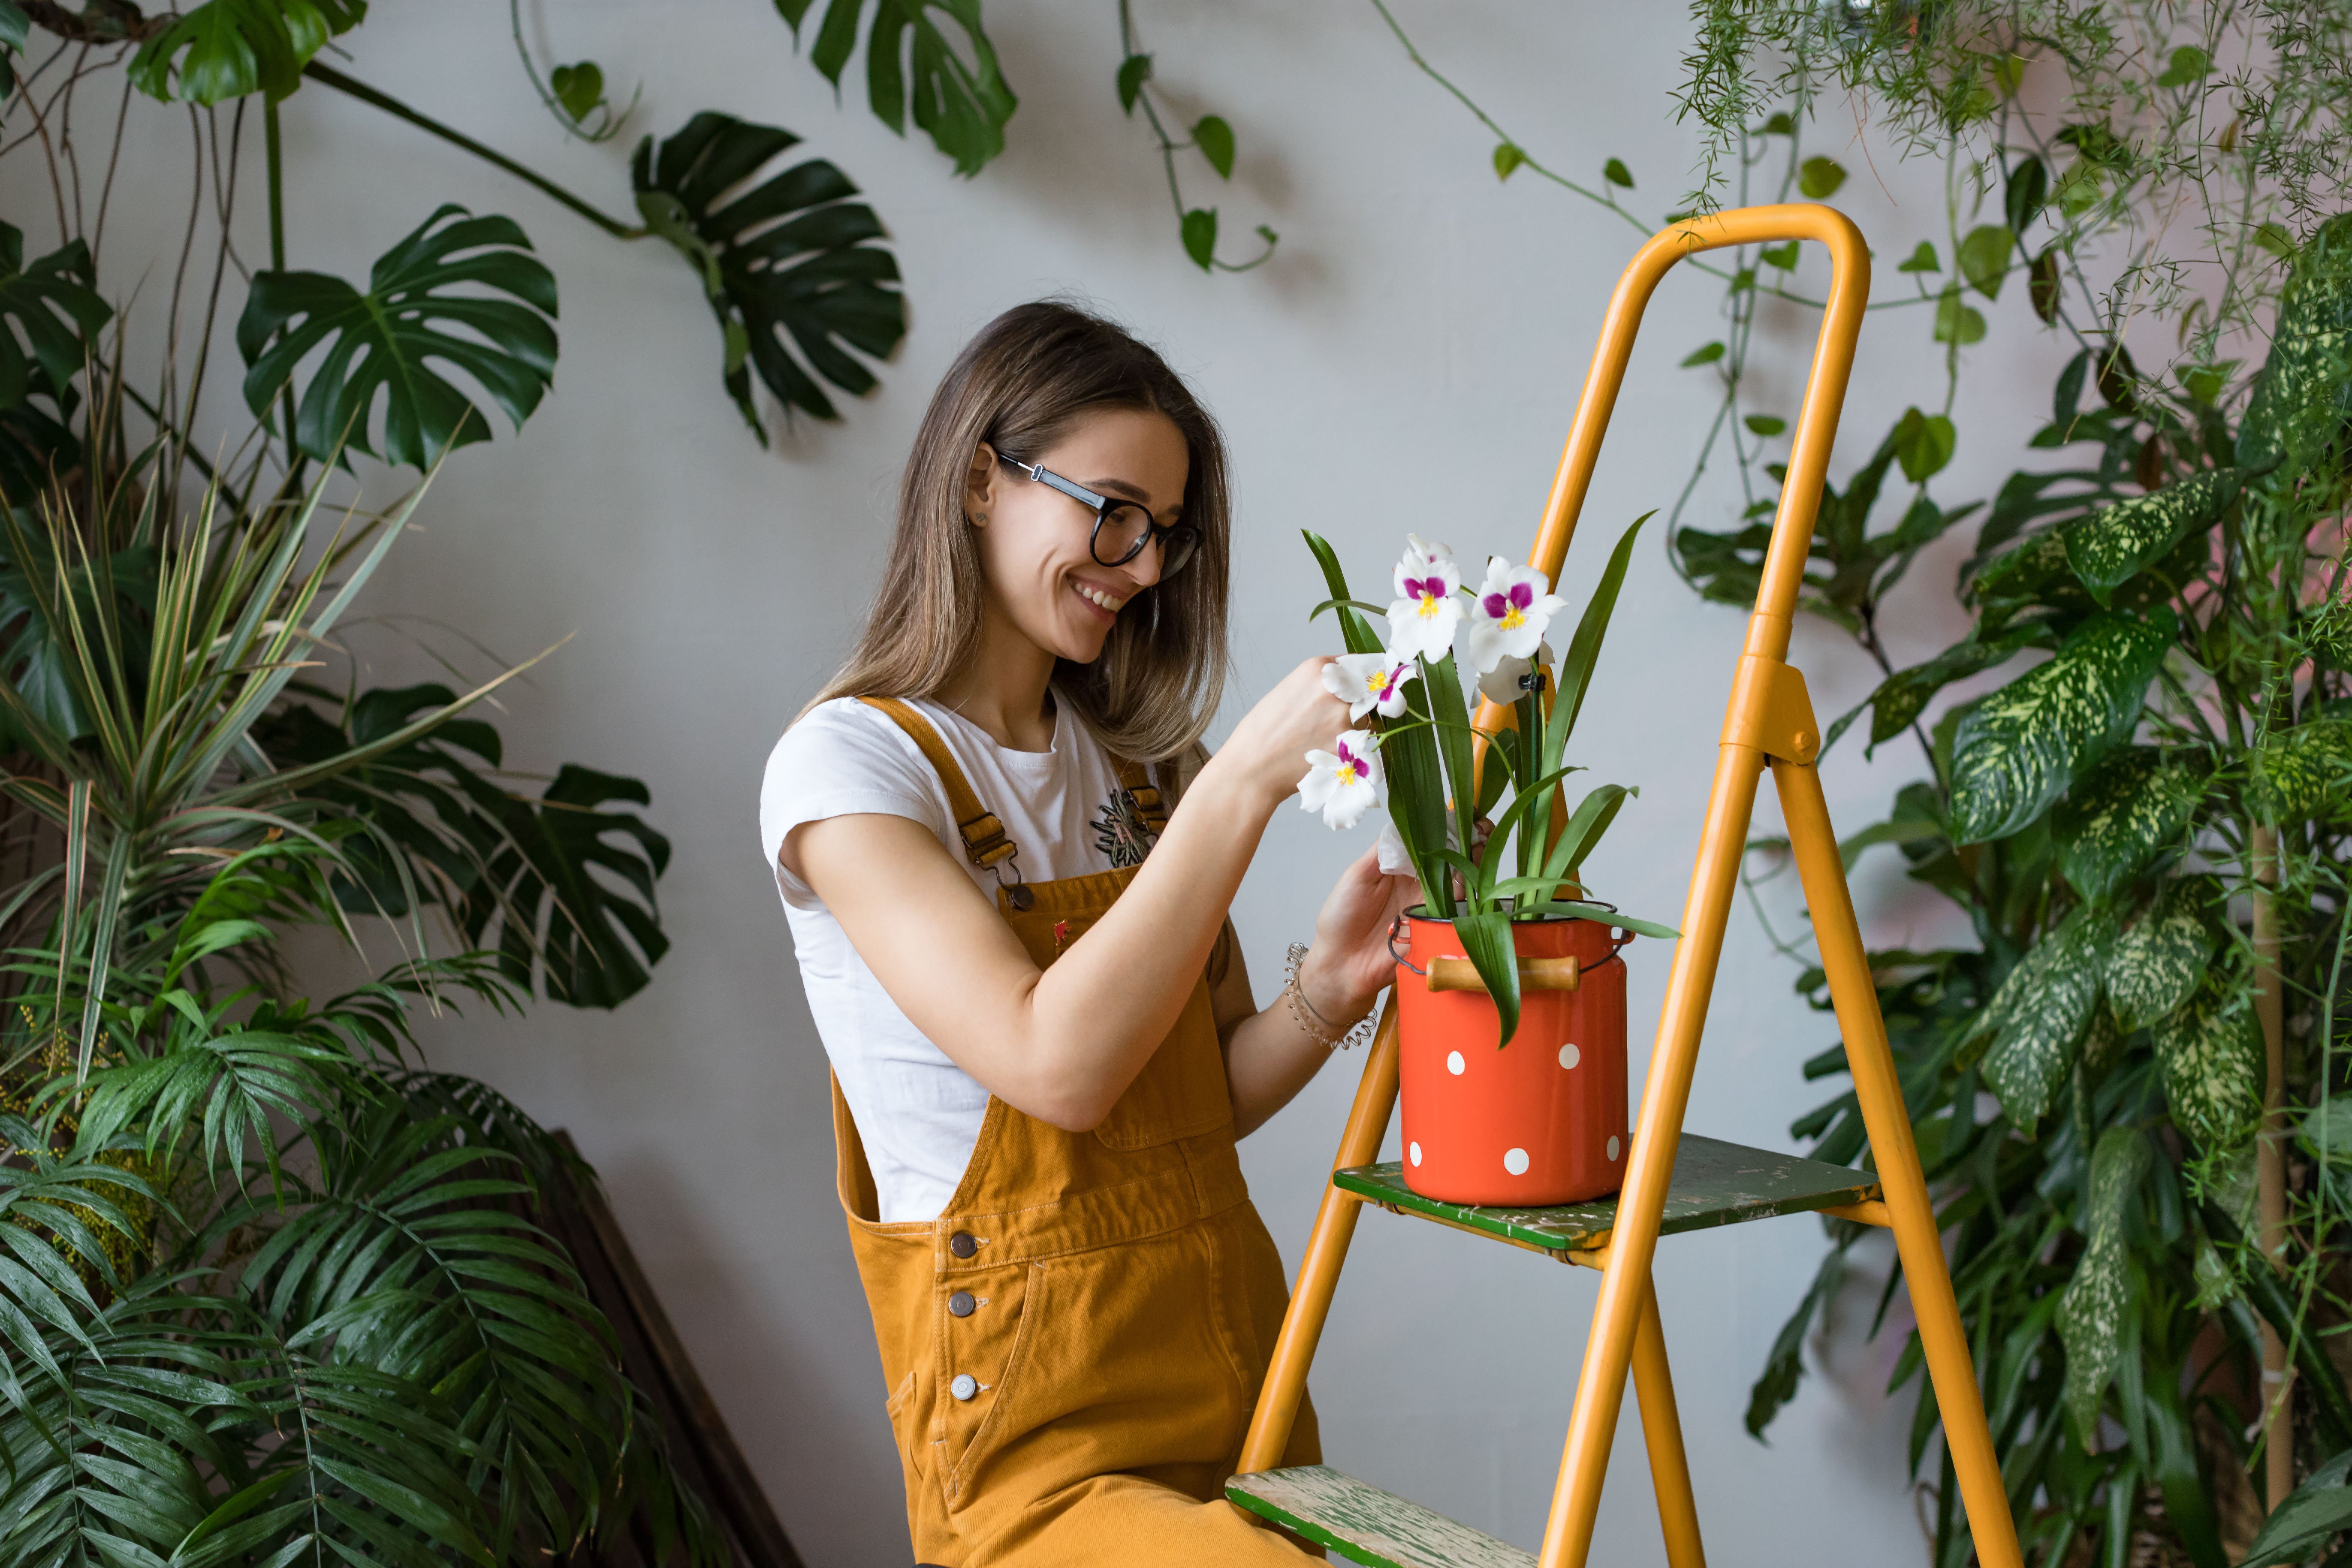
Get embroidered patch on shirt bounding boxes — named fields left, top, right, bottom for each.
left=1091, top=789, right=1157, bottom=868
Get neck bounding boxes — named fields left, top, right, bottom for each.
left=936, top=597, right=1060, bottom=752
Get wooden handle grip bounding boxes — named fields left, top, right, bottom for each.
left=1425, top=956, right=1580, bottom=994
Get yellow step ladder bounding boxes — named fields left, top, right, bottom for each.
left=1225, top=205, right=2026, bottom=1568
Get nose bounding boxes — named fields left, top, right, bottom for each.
left=1120, top=536, right=1164, bottom=590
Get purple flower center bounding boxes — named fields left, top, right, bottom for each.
left=1404, top=574, right=1444, bottom=601
left=1482, top=582, right=1535, bottom=619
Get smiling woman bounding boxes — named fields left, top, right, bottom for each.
left=757, top=302, right=1421, bottom=1564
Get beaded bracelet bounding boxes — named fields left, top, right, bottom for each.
left=1283, top=942, right=1377, bottom=1050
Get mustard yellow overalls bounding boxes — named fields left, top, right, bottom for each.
left=830, top=698, right=1320, bottom=1565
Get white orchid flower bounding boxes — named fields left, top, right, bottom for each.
left=1385, top=536, right=1464, bottom=664
left=1461, top=557, right=1567, bottom=676
left=1298, top=730, right=1385, bottom=830
left=1324, top=651, right=1413, bottom=720
left=1477, top=639, right=1558, bottom=706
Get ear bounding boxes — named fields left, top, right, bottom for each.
left=964, top=443, right=998, bottom=526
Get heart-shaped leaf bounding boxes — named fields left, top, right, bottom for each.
left=236, top=204, right=557, bottom=468
left=1194, top=114, right=1235, bottom=179
left=776, top=0, right=1016, bottom=176
left=129, top=0, right=366, bottom=105
left=632, top=113, right=906, bottom=436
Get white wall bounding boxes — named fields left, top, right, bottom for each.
left=8, top=3, right=2082, bottom=1562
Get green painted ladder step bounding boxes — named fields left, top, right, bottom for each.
left=1334, top=1133, right=1880, bottom=1258
left=1227, top=1465, right=1534, bottom=1568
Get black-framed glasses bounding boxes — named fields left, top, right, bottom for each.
left=997, top=453, right=1201, bottom=577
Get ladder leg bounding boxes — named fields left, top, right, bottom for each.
left=1539, top=744, right=1767, bottom=1568
left=1770, top=758, right=2023, bottom=1568
left=1237, top=1000, right=1402, bottom=1474
left=1630, top=1275, right=1705, bottom=1568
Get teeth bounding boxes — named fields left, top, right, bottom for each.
left=1078, top=584, right=1124, bottom=612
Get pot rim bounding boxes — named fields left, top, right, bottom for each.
left=1398, top=900, right=1619, bottom=926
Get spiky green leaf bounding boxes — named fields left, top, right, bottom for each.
left=2153, top=966, right=2263, bottom=1148
left=2056, top=1125, right=2151, bottom=1447
left=2105, top=876, right=2218, bottom=1031
left=2061, top=467, right=2239, bottom=604
left=1949, top=612, right=2173, bottom=844
left=2052, top=746, right=2199, bottom=899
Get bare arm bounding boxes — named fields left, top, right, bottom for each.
left=788, top=658, right=1352, bottom=1132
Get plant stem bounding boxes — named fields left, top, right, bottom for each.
left=263, top=96, right=296, bottom=462
left=2252, top=819, right=2292, bottom=1509
left=299, top=62, right=645, bottom=240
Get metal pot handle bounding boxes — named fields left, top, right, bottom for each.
left=1387, top=914, right=1426, bottom=976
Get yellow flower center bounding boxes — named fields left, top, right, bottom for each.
left=1499, top=605, right=1525, bottom=631
left=1415, top=592, right=1442, bottom=619
left=1335, top=763, right=1359, bottom=786
left=1364, top=672, right=1387, bottom=694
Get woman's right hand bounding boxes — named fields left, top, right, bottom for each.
left=1214, top=655, right=1355, bottom=811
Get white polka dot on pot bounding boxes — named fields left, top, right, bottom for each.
left=1445, top=1050, right=1465, bottom=1076
left=1607, top=1136, right=1622, bottom=1161
left=1409, top=1142, right=1423, bottom=1167
left=1558, top=1042, right=1580, bottom=1070
left=1503, top=1148, right=1530, bottom=1176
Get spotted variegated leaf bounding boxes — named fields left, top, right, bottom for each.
left=2153, top=965, right=2264, bottom=1148
left=2053, top=746, right=2199, bottom=899
left=2106, top=876, right=2219, bottom=1032
left=2252, top=718, right=2352, bottom=821
left=1977, top=905, right=2111, bottom=1133
left=2061, top=467, right=2239, bottom=605
left=2241, top=214, right=2352, bottom=478
left=1950, top=612, right=2174, bottom=844
left=1833, top=623, right=2042, bottom=756
left=2057, top=1125, right=2152, bottom=1447
left=2080, top=998, right=2126, bottom=1080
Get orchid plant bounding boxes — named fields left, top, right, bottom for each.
left=1300, top=516, right=1675, bottom=1044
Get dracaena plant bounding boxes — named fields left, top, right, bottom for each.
left=1299, top=520, right=1675, bottom=1046
left=0, top=455, right=707, bottom=1565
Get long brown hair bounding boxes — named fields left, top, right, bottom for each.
left=809, top=300, right=1231, bottom=761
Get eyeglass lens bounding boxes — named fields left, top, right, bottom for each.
left=1093, top=503, right=1198, bottom=576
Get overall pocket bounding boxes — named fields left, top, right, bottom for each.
left=937, top=1260, right=1046, bottom=1509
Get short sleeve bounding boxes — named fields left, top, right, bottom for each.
left=760, top=699, right=951, bottom=909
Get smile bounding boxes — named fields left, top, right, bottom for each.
left=1074, top=581, right=1127, bottom=615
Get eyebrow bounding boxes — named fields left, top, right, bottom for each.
left=1080, top=476, right=1181, bottom=516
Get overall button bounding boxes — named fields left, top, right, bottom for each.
left=950, top=1374, right=978, bottom=1401
left=948, top=1231, right=977, bottom=1259
left=949, top=1291, right=977, bottom=1318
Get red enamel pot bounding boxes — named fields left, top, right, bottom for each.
left=1393, top=908, right=1631, bottom=1206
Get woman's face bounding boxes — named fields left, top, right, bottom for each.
left=966, top=405, right=1191, bottom=666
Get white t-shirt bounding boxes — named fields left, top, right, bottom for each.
left=760, top=696, right=1154, bottom=1222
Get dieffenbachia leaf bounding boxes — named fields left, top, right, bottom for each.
left=2061, top=467, right=2239, bottom=605
left=0, top=224, right=111, bottom=412
left=2105, top=876, right=2219, bottom=1032
left=631, top=112, right=906, bottom=435
left=2252, top=717, right=2352, bottom=821
left=1973, top=903, right=2111, bottom=1134
left=237, top=204, right=557, bottom=468
left=2153, top=965, right=2264, bottom=1148
left=1949, top=611, right=2174, bottom=844
left=2052, top=746, right=2200, bottom=899
left=2239, top=212, right=2352, bottom=480
left=774, top=0, right=1016, bottom=176
left=1828, top=623, right=2043, bottom=756
left=2056, top=1124, right=2152, bottom=1448
left=129, top=0, right=366, bottom=104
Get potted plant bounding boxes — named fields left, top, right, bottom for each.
left=1300, top=520, right=1676, bottom=1205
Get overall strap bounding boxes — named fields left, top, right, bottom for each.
left=1112, top=755, right=1169, bottom=839
left=856, top=697, right=1018, bottom=870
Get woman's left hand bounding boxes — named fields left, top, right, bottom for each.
left=1297, top=844, right=1421, bottom=1024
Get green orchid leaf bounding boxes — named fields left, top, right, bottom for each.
left=0, top=224, right=111, bottom=413
left=2252, top=717, right=2352, bottom=821
left=1549, top=510, right=1652, bottom=769
left=2056, top=1125, right=2151, bottom=1448
left=2060, top=467, right=2239, bottom=605
left=1976, top=903, right=2109, bottom=1134
left=631, top=112, right=905, bottom=435
left=2153, top=965, right=2264, bottom=1149
left=1452, top=908, right=1521, bottom=1047
left=778, top=0, right=1016, bottom=176
left=129, top=0, right=366, bottom=104
left=2105, top=876, right=2219, bottom=1032
left=1949, top=611, right=2173, bottom=844
left=1956, top=223, right=2014, bottom=299
left=2240, top=213, right=2352, bottom=478
left=2052, top=746, right=2200, bottom=899
left=237, top=204, right=557, bottom=468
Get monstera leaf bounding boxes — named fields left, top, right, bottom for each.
left=775, top=0, right=1015, bottom=176
left=458, top=765, right=672, bottom=1010
left=236, top=204, right=557, bottom=468
left=0, top=223, right=110, bottom=413
left=632, top=112, right=905, bottom=435
left=129, top=0, right=366, bottom=104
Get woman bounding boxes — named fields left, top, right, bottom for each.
left=761, top=301, right=1414, bottom=1565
